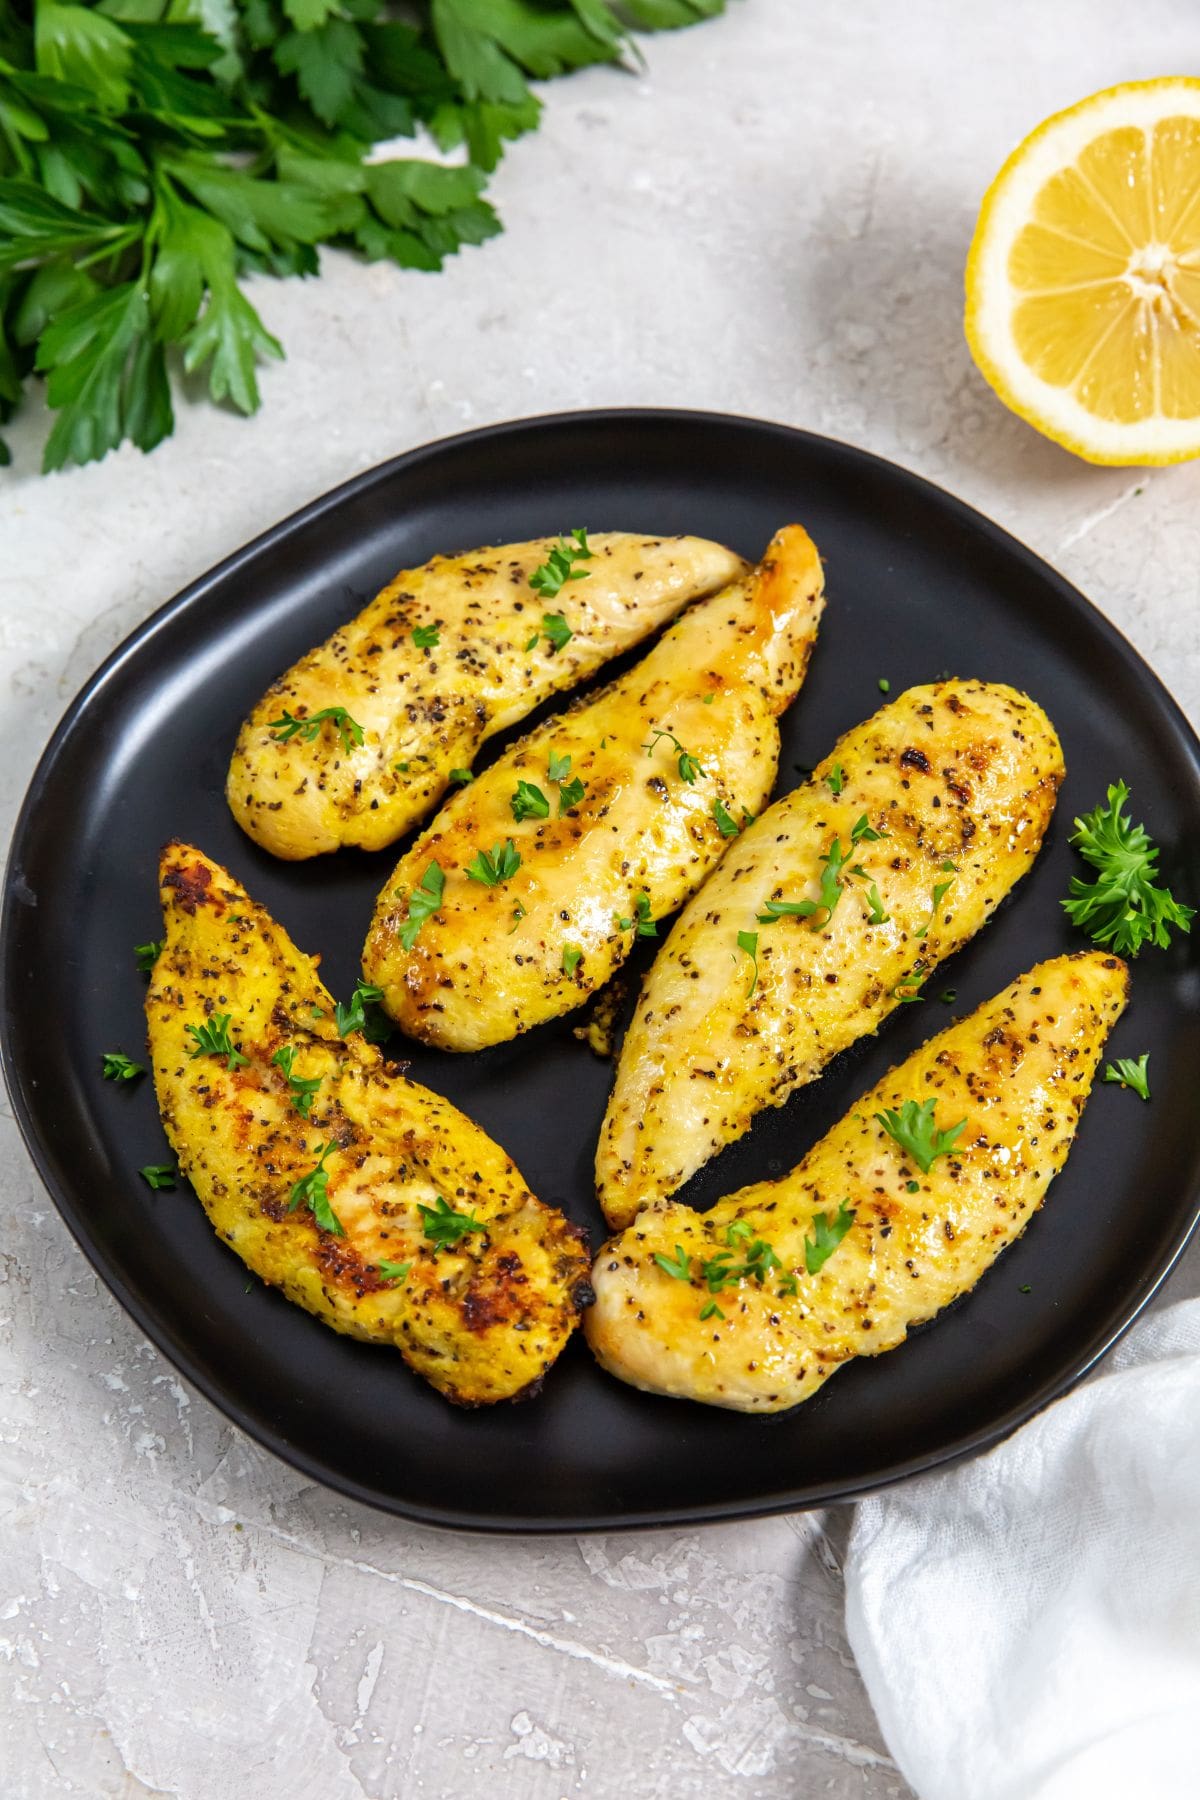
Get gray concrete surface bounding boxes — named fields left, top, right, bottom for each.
left=1, top=2, right=1198, bottom=1795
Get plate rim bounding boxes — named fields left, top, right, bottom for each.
left=4, top=405, right=1199, bottom=1534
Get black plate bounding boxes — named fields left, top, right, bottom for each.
left=4, top=410, right=1199, bottom=1532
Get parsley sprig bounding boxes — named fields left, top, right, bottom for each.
left=397, top=860, right=444, bottom=951
left=186, top=1012, right=247, bottom=1070
left=134, top=940, right=162, bottom=973
left=1062, top=781, right=1193, bottom=955
left=288, top=1141, right=343, bottom=1237
left=419, top=1194, right=485, bottom=1247
left=102, top=1052, right=144, bottom=1082
left=1103, top=1054, right=1151, bottom=1101
left=0, top=10, right=725, bottom=472
left=267, top=707, right=364, bottom=755
left=804, top=1200, right=856, bottom=1274
left=875, top=1098, right=967, bottom=1174
left=511, top=779, right=550, bottom=822
left=530, top=529, right=593, bottom=599
left=466, top=839, right=521, bottom=887
left=617, top=892, right=656, bottom=936
left=643, top=726, right=704, bottom=783
left=272, top=1045, right=321, bottom=1117
left=548, top=750, right=586, bottom=812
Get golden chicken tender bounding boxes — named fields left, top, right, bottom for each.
left=227, top=531, right=748, bottom=859
left=145, top=844, right=591, bottom=1406
left=362, top=524, right=825, bottom=1051
left=586, top=952, right=1128, bottom=1413
left=597, top=679, right=1065, bottom=1229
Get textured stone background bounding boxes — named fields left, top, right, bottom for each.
left=2, top=2, right=1198, bottom=1795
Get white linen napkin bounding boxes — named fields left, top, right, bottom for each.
left=844, top=1297, right=1200, bottom=1800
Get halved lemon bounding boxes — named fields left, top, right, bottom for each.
left=965, top=78, right=1200, bottom=464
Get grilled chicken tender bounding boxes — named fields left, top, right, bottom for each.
left=597, top=680, right=1064, bottom=1229
left=145, top=844, right=590, bottom=1406
left=362, top=525, right=826, bottom=1051
left=227, top=532, right=747, bottom=859
left=586, top=952, right=1128, bottom=1413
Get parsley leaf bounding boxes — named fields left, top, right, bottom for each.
left=826, top=764, right=844, bottom=795
left=134, top=940, right=163, bottom=972
left=530, top=528, right=593, bottom=598
left=378, top=1259, right=412, bottom=1284
left=1062, top=781, right=1194, bottom=955
left=643, top=726, right=704, bottom=783
left=1103, top=1054, right=1151, bottom=1101
left=562, top=943, right=582, bottom=976
left=511, top=779, right=550, bottom=822
left=288, top=1140, right=343, bottom=1236
left=875, top=1098, right=967, bottom=1174
left=186, top=1012, right=247, bottom=1070
left=412, top=624, right=440, bottom=649
left=398, top=860, right=445, bottom=951
left=712, top=797, right=740, bottom=838
left=140, top=1162, right=176, bottom=1190
left=865, top=882, right=890, bottom=925
left=804, top=1199, right=856, bottom=1274
left=335, top=981, right=385, bottom=1038
left=548, top=751, right=586, bottom=811
left=102, top=1052, right=144, bottom=1082
left=272, top=1044, right=322, bottom=1117
left=449, top=767, right=473, bottom=784
left=466, top=839, right=521, bottom=886
left=737, top=928, right=759, bottom=998
left=758, top=837, right=850, bottom=932
left=617, top=891, right=656, bottom=936
left=419, top=1194, right=485, bottom=1247
left=267, top=706, right=364, bottom=755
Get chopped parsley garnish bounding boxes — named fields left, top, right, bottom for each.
left=411, top=625, right=440, bottom=649
left=511, top=779, right=550, bottom=822
left=617, top=892, right=656, bottom=936
left=271, top=1045, right=322, bottom=1118
left=419, top=1195, right=485, bottom=1247
left=893, top=972, right=926, bottom=1003
left=134, top=940, right=162, bottom=973
left=394, top=761, right=410, bottom=772
left=712, top=798, right=740, bottom=838
left=509, top=901, right=527, bottom=933
left=267, top=706, right=364, bottom=755
left=878, top=678, right=890, bottom=693
left=654, top=1244, right=692, bottom=1281
left=466, top=839, right=521, bottom=887
left=850, top=814, right=887, bottom=843
left=804, top=1199, right=856, bottom=1274
left=1103, top=1054, right=1151, bottom=1102
left=398, top=860, right=445, bottom=951
left=699, top=1224, right=782, bottom=1291
left=288, top=1141, right=343, bottom=1237
left=865, top=883, right=890, bottom=925
left=449, top=768, right=474, bottom=785
left=939, top=989, right=957, bottom=1004
left=875, top=1097, right=967, bottom=1174
left=547, top=750, right=586, bottom=812
left=530, top=529, right=594, bottom=599
left=563, top=944, right=583, bottom=977
left=102, top=1052, right=144, bottom=1082
left=1062, top=780, right=1194, bottom=955
left=702, top=692, right=716, bottom=705
left=737, top=929, right=759, bottom=998
left=525, top=611, right=574, bottom=655
left=335, top=982, right=386, bottom=1040
left=699, top=1299, right=725, bottom=1321
left=643, top=727, right=704, bottom=783
left=906, top=1179, right=920, bottom=1193
left=758, top=836, right=850, bottom=932
left=186, top=1013, right=248, bottom=1070
left=917, top=876, right=955, bottom=940
left=139, top=1163, right=176, bottom=1190
left=827, top=764, right=844, bottom=796
left=378, top=1260, right=412, bottom=1285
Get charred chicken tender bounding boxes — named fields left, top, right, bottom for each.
left=145, top=843, right=591, bottom=1407
left=227, top=531, right=748, bottom=859
left=586, top=952, right=1128, bottom=1413
left=362, top=524, right=826, bottom=1051
left=596, top=679, right=1065, bottom=1230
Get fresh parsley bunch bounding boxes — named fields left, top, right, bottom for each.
left=0, top=0, right=726, bottom=471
